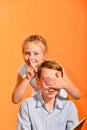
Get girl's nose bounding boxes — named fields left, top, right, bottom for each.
left=29, top=54, right=34, bottom=59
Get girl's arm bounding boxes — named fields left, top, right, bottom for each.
left=12, top=67, right=35, bottom=104
left=12, top=74, right=30, bottom=104
left=45, top=69, right=81, bottom=99
left=63, top=69, right=81, bottom=99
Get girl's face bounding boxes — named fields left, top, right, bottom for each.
left=23, top=42, right=46, bottom=68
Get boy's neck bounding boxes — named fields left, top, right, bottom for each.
left=43, top=97, right=56, bottom=111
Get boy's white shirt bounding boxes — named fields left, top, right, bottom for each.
left=18, top=64, right=67, bottom=98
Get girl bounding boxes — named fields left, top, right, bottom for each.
left=12, top=35, right=81, bottom=104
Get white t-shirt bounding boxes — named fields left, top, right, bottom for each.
left=18, top=64, right=67, bottom=98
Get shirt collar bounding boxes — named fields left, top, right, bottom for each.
left=55, top=97, right=65, bottom=110
left=36, top=93, right=44, bottom=108
left=35, top=93, right=65, bottom=110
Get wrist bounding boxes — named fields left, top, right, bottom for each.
left=62, top=81, right=70, bottom=90
left=24, top=77, right=31, bottom=82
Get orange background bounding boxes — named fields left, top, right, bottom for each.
left=0, top=0, right=87, bottom=130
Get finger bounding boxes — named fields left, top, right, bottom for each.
left=29, top=60, right=33, bottom=66
left=29, top=61, right=37, bottom=73
left=27, top=68, right=35, bottom=76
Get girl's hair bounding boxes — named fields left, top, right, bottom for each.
left=37, top=60, right=63, bottom=78
left=22, top=35, right=47, bottom=53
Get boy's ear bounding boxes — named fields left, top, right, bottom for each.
left=36, top=76, right=40, bottom=89
left=56, top=71, right=62, bottom=78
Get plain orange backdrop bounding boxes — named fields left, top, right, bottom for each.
left=0, top=0, right=87, bottom=130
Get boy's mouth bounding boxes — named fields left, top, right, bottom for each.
left=48, top=88, right=58, bottom=94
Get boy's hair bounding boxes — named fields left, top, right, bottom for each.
left=22, top=35, right=47, bottom=53
left=37, top=60, right=63, bottom=78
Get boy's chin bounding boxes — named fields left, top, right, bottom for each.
left=47, top=94, right=57, bottom=98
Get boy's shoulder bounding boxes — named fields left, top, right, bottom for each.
left=21, top=95, right=38, bottom=107
left=58, top=97, right=77, bottom=109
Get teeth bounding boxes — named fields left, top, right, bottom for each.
left=32, top=60, right=35, bottom=62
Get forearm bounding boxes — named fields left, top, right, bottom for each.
left=63, top=69, right=81, bottom=99
left=63, top=81, right=81, bottom=99
left=12, top=78, right=30, bottom=104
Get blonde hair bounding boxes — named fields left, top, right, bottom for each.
left=22, top=35, right=47, bottom=54
left=37, top=60, right=63, bottom=78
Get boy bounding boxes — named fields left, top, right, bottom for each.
left=17, top=60, right=79, bottom=130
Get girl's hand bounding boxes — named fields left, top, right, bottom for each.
left=26, top=66, right=37, bottom=81
left=44, top=71, right=68, bottom=89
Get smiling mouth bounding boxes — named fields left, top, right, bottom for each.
left=48, top=89, right=57, bottom=94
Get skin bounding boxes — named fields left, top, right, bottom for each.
left=37, top=68, right=61, bottom=111
left=12, top=41, right=47, bottom=103
left=12, top=42, right=81, bottom=104
left=23, top=42, right=46, bottom=68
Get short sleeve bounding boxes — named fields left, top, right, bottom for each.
left=18, top=64, right=29, bottom=78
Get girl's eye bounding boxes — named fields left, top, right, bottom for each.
left=24, top=52, right=30, bottom=55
